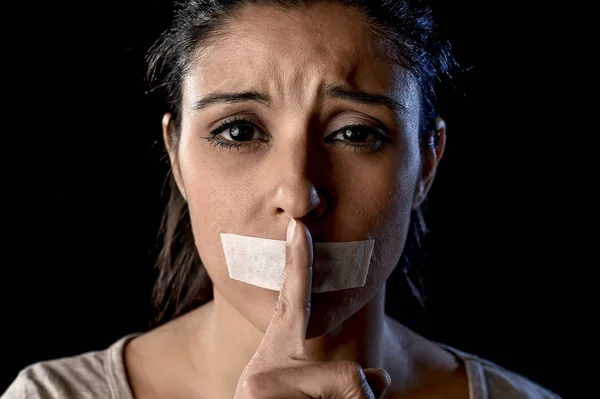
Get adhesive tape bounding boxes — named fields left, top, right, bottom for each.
left=220, top=233, right=374, bottom=293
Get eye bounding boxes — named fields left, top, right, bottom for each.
left=203, top=116, right=268, bottom=151
left=327, top=124, right=384, bottom=143
left=210, top=117, right=264, bottom=142
left=203, top=117, right=391, bottom=154
left=325, top=123, right=392, bottom=153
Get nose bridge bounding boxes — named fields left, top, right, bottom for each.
left=285, top=130, right=310, bottom=178
left=267, top=123, right=326, bottom=219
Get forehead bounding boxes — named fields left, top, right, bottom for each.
left=184, top=2, right=417, bottom=109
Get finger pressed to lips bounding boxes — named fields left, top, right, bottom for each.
left=256, top=217, right=314, bottom=361
left=236, top=218, right=390, bottom=399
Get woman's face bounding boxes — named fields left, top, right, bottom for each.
left=166, top=2, right=432, bottom=337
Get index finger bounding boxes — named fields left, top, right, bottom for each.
left=258, top=217, right=314, bottom=361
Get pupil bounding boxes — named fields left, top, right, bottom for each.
left=344, top=127, right=367, bottom=142
left=230, top=125, right=253, bottom=140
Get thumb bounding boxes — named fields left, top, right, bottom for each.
left=363, top=368, right=391, bottom=399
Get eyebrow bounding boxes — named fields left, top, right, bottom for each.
left=323, top=85, right=405, bottom=113
left=192, top=91, right=270, bottom=111
left=191, top=85, right=404, bottom=112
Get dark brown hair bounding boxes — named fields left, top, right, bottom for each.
left=146, top=0, right=454, bottom=330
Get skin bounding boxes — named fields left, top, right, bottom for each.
left=125, top=3, right=468, bottom=398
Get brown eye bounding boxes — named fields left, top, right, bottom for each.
left=324, top=124, right=392, bottom=154
left=214, top=122, right=259, bottom=142
left=205, top=116, right=269, bottom=152
left=341, top=126, right=370, bottom=142
left=327, top=124, right=383, bottom=144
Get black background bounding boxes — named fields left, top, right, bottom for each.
left=2, top=1, right=575, bottom=397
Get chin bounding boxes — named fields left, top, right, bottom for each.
left=305, top=288, right=370, bottom=339
left=224, top=279, right=377, bottom=339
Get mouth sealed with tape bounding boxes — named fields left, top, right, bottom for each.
left=219, top=233, right=374, bottom=293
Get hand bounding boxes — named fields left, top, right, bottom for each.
left=234, top=218, right=391, bottom=399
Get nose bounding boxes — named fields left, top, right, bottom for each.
left=271, top=176, right=326, bottom=220
left=266, top=136, right=328, bottom=222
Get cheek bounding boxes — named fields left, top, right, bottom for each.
left=176, top=134, right=281, bottom=331
left=176, top=122, right=265, bottom=233
left=177, top=143, right=256, bottom=265
left=331, top=141, right=419, bottom=246
left=350, top=155, right=418, bottom=276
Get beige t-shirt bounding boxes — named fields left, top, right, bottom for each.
left=2, top=333, right=561, bottom=399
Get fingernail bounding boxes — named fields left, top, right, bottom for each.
left=286, top=218, right=297, bottom=244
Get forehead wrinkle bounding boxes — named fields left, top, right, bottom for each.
left=253, top=65, right=311, bottom=115
left=185, top=4, right=418, bottom=118
left=226, top=3, right=377, bottom=57
left=242, top=36, right=359, bottom=111
left=191, top=2, right=386, bottom=77
left=188, top=2, right=393, bottom=81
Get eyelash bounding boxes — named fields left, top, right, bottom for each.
left=204, top=116, right=392, bottom=154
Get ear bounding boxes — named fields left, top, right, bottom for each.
left=412, top=117, right=446, bottom=209
left=162, top=112, right=187, bottom=201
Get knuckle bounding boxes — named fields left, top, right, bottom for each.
left=337, top=361, right=363, bottom=384
left=335, top=361, right=372, bottom=398
left=273, top=294, right=293, bottom=322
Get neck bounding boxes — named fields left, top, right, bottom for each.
left=188, top=284, right=390, bottom=398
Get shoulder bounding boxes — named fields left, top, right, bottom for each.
left=439, top=344, right=562, bottom=399
left=2, top=353, right=109, bottom=399
left=1, top=334, right=140, bottom=399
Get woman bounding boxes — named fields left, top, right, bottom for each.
left=3, top=0, right=561, bottom=398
